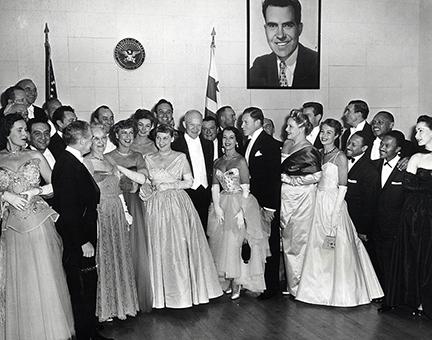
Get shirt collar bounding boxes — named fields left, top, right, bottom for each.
left=66, top=146, right=84, bottom=164
left=249, top=127, right=263, bottom=141
left=278, top=45, right=298, bottom=67
left=384, top=155, right=401, bottom=168
left=184, top=133, right=200, bottom=144
left=351, top=119, right=366, bottom=132
left=57, top=131, right=63, bottom=138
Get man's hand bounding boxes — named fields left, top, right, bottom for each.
left=396, top=157, right=410, bottom=171
left=81, top=242, right=95, bottom=258
left=358, top=233, right=368, bottom=242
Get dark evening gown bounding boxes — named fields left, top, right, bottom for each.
left=386, top=168, right=432, bottom=316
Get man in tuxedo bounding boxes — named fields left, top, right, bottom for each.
left=150, top=98, right=182, bottom=141
left=172, top=110, right=213, bottom=231
left=42, top=97, right=62, bottom=136
left=303, top=101, right=323, bottom=149
left=370, top=111, right=417, bottom=160
left=52, top=121, right=110, bottom=340
left=27, top=118, right=56, bottom=169
left=341, top=99, right=374, bottom=151
left=15, top=78, right=47, bottom=120
left=202, top=115, right=223, bottom=160
left=372, top=131, right=406, bottom=311
left=49, top=105, right=77, bottom=159
left=241, top=107, right=281, bottom=299
left=345, top=131, right=379, bottom=259
left=248, top=0, right=319, bottom=89
left=0, top=85, right=27, bottom=118
left=216, top=105, right=236, bottom=130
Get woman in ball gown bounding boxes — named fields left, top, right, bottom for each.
left=386, top=115, right=432, bottom=317
left=130, top=109, right=158, bottom=156
left=207, top=127, right=269, bottom=300
left=84, top=125, right=139, bottom=321
left=0, top=114, right=74, bottom=339
left=296, top=119, right=383, bottom=306
left=118, top=124, right=222, bottom=309
left=280, top=110, right=322, bottom=297
left=106, top=119, right=152, bottom=312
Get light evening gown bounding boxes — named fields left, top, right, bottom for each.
left=0, top=158, right=74, bottom=340
left=143, top=152, right=222, bottom=308
left=207, top=168, right=269, bottom=292
left=296, top=155, right=384, bottom=306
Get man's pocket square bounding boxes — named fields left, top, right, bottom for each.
left=254, top=150, right=263, bottom=157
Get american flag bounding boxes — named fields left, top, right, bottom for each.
left=44, top=23, right=58, bottom=102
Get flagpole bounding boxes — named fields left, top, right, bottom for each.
left=205, top=28, right=219, bottom=118
left=44, top=23, right=50, bottom=103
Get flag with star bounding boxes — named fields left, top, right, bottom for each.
left=205, top=28, right=220, bottom=118
left=44, top=23, right=58, bottom=102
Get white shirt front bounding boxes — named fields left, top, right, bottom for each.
left=348, top=152, right=364, bottom=172
left=30, top=145, right=56, bottom=169
left=277, top=46, right=298, bottom=87
left=213, top=138, right=219, bottom=161
left=245, top=127, right=263, bottom=164
left=306, top=126, right=320, bottom=146
left=184, top=134, right=208, bottom=190
left=370, top=137, right=381, bottom=160
left=347, top=120, right=366, bottom=143
left=48, top=119, right=56, bottom=137
left=65, top=146, right=84, bottom=164
left=104, top=139, right=116, bottom=154
left=27, top=104, right=35, bottom=120
left=381, top=155, right=400, bottom=188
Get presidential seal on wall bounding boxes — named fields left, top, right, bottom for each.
left=114, top=38, right=145, bottom=70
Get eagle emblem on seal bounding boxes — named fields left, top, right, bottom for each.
left=114, top=38, right=145, bottom=70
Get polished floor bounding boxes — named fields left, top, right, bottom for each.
left=101, top=292, right=432, bottom=340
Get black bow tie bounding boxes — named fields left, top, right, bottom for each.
left=384, top=161, right=393, bottom=168
left=348, top=157, right=355, bottom=163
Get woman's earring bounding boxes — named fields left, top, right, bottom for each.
left=235, top=142, right=239, bottom=148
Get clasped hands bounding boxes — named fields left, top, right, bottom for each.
left=2, top=190, right=35, bottom=211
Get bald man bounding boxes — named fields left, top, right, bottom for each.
left=172, top=110, right=214, bottom=231
left=16, top=79, right=47, bottom=120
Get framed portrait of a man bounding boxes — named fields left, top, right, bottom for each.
left=247, top=0, right=321, bottom=89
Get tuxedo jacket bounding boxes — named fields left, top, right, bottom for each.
left=52, top=150, right=100, bottom=265
left=248, top=44, right=319, bottom=89
left=171, top=135, right=214, bottom=186
left=243, top=130, right=281, bottom=210
left=373, top=159, right=405, bottom=239
left=341, top=121, right=374, bottom=151
left=48, top=132, right=66, bottom=160
left=345, top=154, right=379, bottom=235
left=312, top=134, right=323, bottom=149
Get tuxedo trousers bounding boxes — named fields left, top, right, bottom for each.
left=265, top=212, right=281, bottom=293
left=186, top=185, right=211, bottom=233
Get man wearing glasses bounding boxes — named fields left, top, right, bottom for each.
left=249, top=0, right=319, bottom=89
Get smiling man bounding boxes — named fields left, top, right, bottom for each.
left=249, top=0, right=319, bottom=89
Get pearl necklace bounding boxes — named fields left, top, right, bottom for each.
left=323, top=147, right=337, bottom=155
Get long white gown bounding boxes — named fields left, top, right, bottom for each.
left=296, top=158, right=384, bottom=306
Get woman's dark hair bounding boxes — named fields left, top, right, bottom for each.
left=109, top=119, right=137, bottom=147
left=288, top=109, right=313, bottom=136
left=320, top=118, right=343, bottom=138
left=155, top=124, right=174, bottom=137
left=131, top=109, right=156, bottom=127
left=0, top=113, right=26, bottom=150
left=222, top=126, right=242, bottom=153
left=417, top=115, right=432, bottom=130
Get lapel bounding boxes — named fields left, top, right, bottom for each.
left=249, top=130, right=265, bottom=165
left=381, top=160, right=401, bottom=191
left=348, top=154, right=366, bottom=178
left=267, top=53, right=279, bottom=86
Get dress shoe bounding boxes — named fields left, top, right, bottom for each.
left=372, top=298, right=383, bottom=303
left=224, top=288, right=232, bottom=294
left=92, top=332, right=114, bottom=340
left=231, top=285, right=241, bottom=300
left=378, top=305, right=394, bottom=313
left=257, top=291, right=278, bottom=300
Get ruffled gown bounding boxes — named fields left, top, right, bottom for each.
left=296, top=159, right=384, bottom=306
left=95, top=171, right=139, bottom=321
left=143, top=153, right=222, bottom=308
left=386, top=168, right=432, bottom=316
left=0, top=159, right=74, bottom=340
left=207, top=168, right=269, bottom=292
left=280, top=146, right=321, bottom=296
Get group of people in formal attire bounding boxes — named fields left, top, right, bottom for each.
left=0, top=79, right=432, bottom=340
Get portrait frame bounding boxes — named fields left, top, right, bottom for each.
left=246, top=0, right=321, bottom=90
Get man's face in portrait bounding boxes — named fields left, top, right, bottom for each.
left=264, top=5, right=303, bottom=61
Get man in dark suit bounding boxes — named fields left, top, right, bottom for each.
left=52, top=121, right=110, bottom=340
left=303, top=101, right=324, bottom=149
left=241, top=107, right=281, bottom=299
left=372, top=131, right=406, bottom=312
left=341, top=99, right=374, bottom=151
left=149, top=98, right=182, bottom=142
left=48, top=105, right=77, bottom=159
left=248, top=0, right=319, bottom=89
left=345, top=131, right=379, bottom=260
left=0, top=85, right=28, bottom=119
left=202, top=115, right=223, bottom=160
left=172, top=110, right=213, bottom=231
left=15, top=79, right=47, bottom=120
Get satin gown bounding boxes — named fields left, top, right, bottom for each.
left=95, top=171, right=139, bottom=321
left=143, top=153, right=222, bottom=308
left=386, top=168, right=432, bottom=316
left=280, top=146, right=321, bottom=296
left=207, top=168, right=269, bottom=292
left=0, top=159, right=74, bottom=340
left=296, top=158, right=384, bottom=306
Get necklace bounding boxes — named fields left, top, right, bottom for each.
left=323, top=147, right=337, bottom=155
left=6, top=146, right=23, bottom=156
left=92, top=154, right=104, bottom=161
left=116, top=149, right=131, bottom=156
left=223, top=153, right=238, bottom=160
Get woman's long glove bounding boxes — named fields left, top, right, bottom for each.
left=330, top=185, right=347, bottom=229
left=281, top=171, right=322, bottom=186
left=211, top=184, right=224, bottom=224
left=119, top=193, right=133, bottom=226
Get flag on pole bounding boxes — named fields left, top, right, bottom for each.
left=44, top=23, right=58, bottom=103
left=205, top=28, right=220, bottom=118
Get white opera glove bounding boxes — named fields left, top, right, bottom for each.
left=240, top=183, right=250, bottom=199
left=119, top=194, right=133, bottom=226
left=330, top=185, right=347, bottom=228
left=234, top=209, right=245, bottom=230
left=21, top=184, right=53, bottom=201
left=211, top=184, right=224, bottom=224
left=281, top=172, right=322, bottom=186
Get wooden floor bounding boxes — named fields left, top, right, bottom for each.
left=101, top=292, right=432, bottom=340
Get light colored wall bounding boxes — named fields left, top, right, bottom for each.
left=419, top=0, right=432, bottom=119
left=0, top=0, right=421, bottom=140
